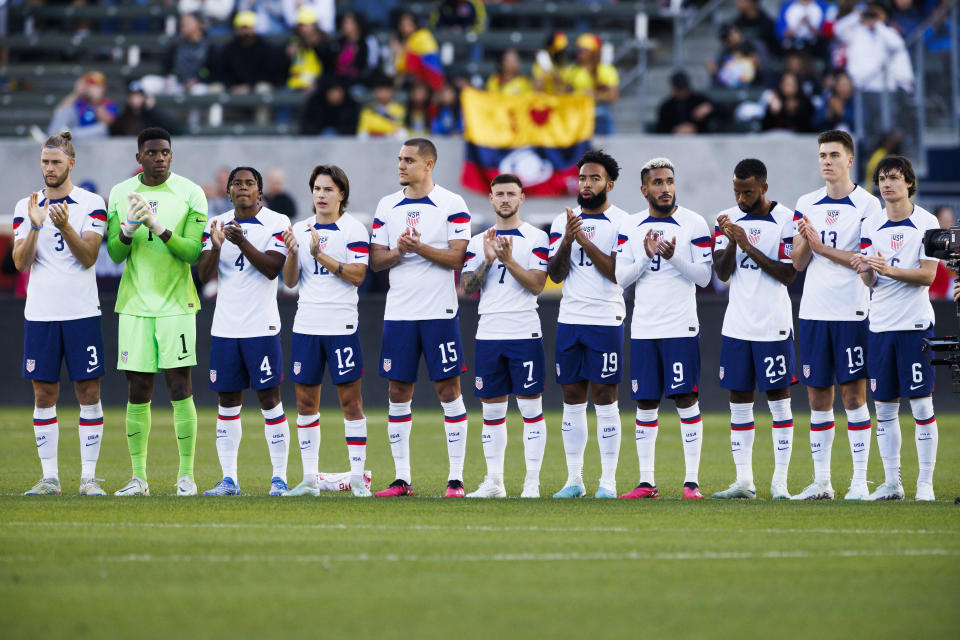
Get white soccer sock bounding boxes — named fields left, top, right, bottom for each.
left=845, top=405, right=872, bottom=483
left=910, top=396, right=937, bottom=485
left=635, top=408, right=659, bottom=486
left=875, top=400, right=902, bottom=485
left=517, top=396, right=546, bottom=482
left=678, top=403, right=703, bottom=485
left=595, top=402, right=620, bottom=489
left=33, top=406, right=58, bottom=480
left=810, top=409, right=835, bottom=483
left=730, top=402, right=755, bottom=486
left=215, top=405, right=242, bottom=482
left=768, top=398, right=793, bottom=485
left=441, top=396, right=469, bottom=482
left=78, top=402, right=103, bottom=479
left=560, top=402, right=588, bottom=485
left=388, top=401, right=413, bottom=484
left=262, top=403, right=289, bottom=483
left=344, top=417, right=367, bottom=485
left=481, top=401, right=508, bottom=480
left=296, top=413, right=320, bottom=482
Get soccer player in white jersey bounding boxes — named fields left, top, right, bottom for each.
left=547, top=150, right=628, bottom=499
left=369, top=138, right=471, bottom=498
left=196, top=166, right=292, bottom=496
left=460, top=174, right=550, bottom=498
left=14, top=131, right=107, bottom=496
left=851, top=156, right=940, bottom=501
left=791, top=130, right=883, bottom=500
left=616, top=157, right=712, bottom=500
left=280, top=165, right=373, bottom=498
left=710, top=159, right=798, bottom=500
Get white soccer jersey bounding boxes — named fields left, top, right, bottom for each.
left=714, top=202, right=795, bottom=341
left=463, top=222, right=549, bottom=340
left=291, top=213, right=370, bottom=335
left=795, top=185, right=881, bottom=321
left=13, top=186, right=105, bottom=321
left=618, top=206, right=712, bottom=339
left=371, top=185, right=470, bottom=321
left=202, top=207, right=290, bottom=338
left=548, top=205, right=628, bottom=326
left=860, top=205, right=939, bottom=333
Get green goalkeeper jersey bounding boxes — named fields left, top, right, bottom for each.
left=107, top=172, right=208, bottom=317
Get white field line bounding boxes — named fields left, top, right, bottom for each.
left=1, top=521, right=958, bottom=536
left=0, top=548, right=957, bottom=565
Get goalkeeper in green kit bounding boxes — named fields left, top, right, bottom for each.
left=106, top=127, right=207, bottom=496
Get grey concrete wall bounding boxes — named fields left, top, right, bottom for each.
left=0, top=134, right=823, bottom=227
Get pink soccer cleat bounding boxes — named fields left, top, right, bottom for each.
left=683, top=485, right=704, bottom=499
left=375, top=479, right=414, bottom=497
left=620, top=485, right=659, bottom=499
left=444, top=479, right=465, bottom=498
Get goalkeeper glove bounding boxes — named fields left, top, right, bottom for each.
left=127, top=193, right=166, bottom=236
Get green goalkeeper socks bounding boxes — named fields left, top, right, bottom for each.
left=125, top=401, right=151, bottom=481
left=172, top=396, right=197, bottom=479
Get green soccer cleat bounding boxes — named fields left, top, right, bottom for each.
left=78, top=478, right=106, bottom=496
left=24, top=478, right=61, bottom=495
left=283, top=479, right=320, bottom=497
left=114, top=476, right=150, bottom=496
left=352, top=485, right=373, bottom=497
left=711, top=481, right=757, bottom=499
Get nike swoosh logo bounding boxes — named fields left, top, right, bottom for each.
left=600, top=372, right=616, bottom=379
left=389, top=438, right=401, bottom=444
left=300, top=445, right=311, bottom=450
left=37, top=441, right=48, bottom=447
left=777, top=446, right=790, bottom=450
left=127, top=432, right=140, bottom=438
left=849, top=367, right=863, bottom=374
left=702, top=252, right=711, bottom=258
left=86, top=366, right=99, bottom=373
left=455, top=229, right=464, bottom=234
left=354, top=254, right=365, bottom=259
left=177, top=435, right=190, bottom=440
left=523, top=381, right=537, bottom=389
left=910, top=383, right=924, bottom=390
left=917, top=437, right=932, bottom=441
left=561, top=427, right=573, bottom=432
left=177, top=354, right=189, bottom=361
left=526, top=435, right=541, bottom=440
left=671, top=382, right=684, bottom=389
left=195, top=218, right=203, bottom=223
left=275, top=243, right=285, bottom=248
left=337, top=370, right=352, bottom=376
left=270, top=440, right=282, bottom=445
left=769, top=376, right=784, bottom=384
left=684, top=438, right=697, bottom=443
left=442, top=365, right=457, bottom=373
left=447, top=438, right=460, bottom=443
left=216, top=436, right=227, bottom=439
left=259, top=377, right=273, bottom=384
left=85, top=442, right=97, bottom=447
left=601, top=433, right=617, bottom=439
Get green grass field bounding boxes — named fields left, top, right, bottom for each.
left=1, top=406, right=958, bottom=639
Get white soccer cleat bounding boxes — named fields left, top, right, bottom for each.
left=915, top=481, right=935, bottom=501
left=844, top=481, right=870, bottom=500
left=114, top=476, right=150, bottom=496
left=175, top=475, right=198, bottom=496
left=78, top=478, right=106, bottom=496
left=866, top=481, right=904, bottom=501
left=24, top=478, right=61, bottom=496
left=790, top=480, right=834, bottom=500
left=466, top=476, right=507, bottom=498
left=770, top=482, right=791, bottom=500
left=283, top=479, right=320, bottom=497
left=520, top=480, right=540, bottom=498
left=711, top=480, right=757, bottom=499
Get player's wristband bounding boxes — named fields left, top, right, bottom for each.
left=121, top=221, right=139, bottom=238
left=30, top=224, right=43, bottom=231
left=335, top=262, right=343, bottom=276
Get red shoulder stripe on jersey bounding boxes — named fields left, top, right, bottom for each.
left=272, top=232, right=284, bottom=241
left=713, top=225, right=722, bottom=238
left=532, top=248, right=549, bottom=260
left=617, top=234, right=627, bottom=246
left=372, top=218, right=384, bottom=229
left=860, top=237, right=872, bottom=249
left=549, top=232, right=562, bottom=245
left=89, top=210, right=107, bottom=221
left=447, top=212, right=471, bottom=224
left=347, top=241, right=370, bottom=253
left=793, top=210, right=803, bottom=221
left=691, top=236, right=711, bottom=248
left=13, top=217, right=24, bottom=229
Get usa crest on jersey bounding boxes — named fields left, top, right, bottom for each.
left=293, top=361, right=302, bottom=375
left=475, top=376, right=483, bottom=390
left=210, top=369, right=217, bottom=382
left=25, top=359, right=35, bottom=372
left=748, top=228, right=761, bottom=245
left=148, top=200, right=159, bottom=215
left=890, top=232, right=904, bottom=251
left=406, top=210, right=420, bottom=228
left=825, top=210, right=839, bottom=226
left=383, top=358, right=392, bottom=372
left=583, top=224, right=596, bottom=240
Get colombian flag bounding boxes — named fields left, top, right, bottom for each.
left=460, top=87, right=594, bottom=197
left=398, top=29, right=444, bottom=90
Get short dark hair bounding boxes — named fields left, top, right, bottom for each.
left=577, top=149, right=620, bottom=181
left=733, top=158, right=767, bottom=182
left=874, top=155, right=917, bottom=198
left=227, top=166, right=263, bottom=195
left=137, top=127, right=171, bottom=150
left=491, top=173, right=523, bottom=190
left=403, top=137, right=437, bottom=163
left=817, top=129, right=855, bottom=155
left=309, top=164, right=350, bottom=214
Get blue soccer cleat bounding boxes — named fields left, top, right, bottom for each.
left=553, top=484, right=586, bottom=498
left=202, top=477, right=241, bottom=496
left=269, top=477, right=289, bottom=496
left=594, top=486, right=617, bottom=499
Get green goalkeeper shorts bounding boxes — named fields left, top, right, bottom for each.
left=117, top=313, right=197, bottom=373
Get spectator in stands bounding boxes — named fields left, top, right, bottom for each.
left=776, top=0, right=836, bottom=56
left=890, top=0, right=926, bottom=38
left=264, top=168, right=298, bottom=219
left=356, top=73, right=406, bottom=137
left=863, top=129, right=903, bottom=194
left=286, top=6, right=331, bottom=92
left=206, top=166, right=232, bottom=215
left=149, top=12, right=215, bottom=95
left=332, top=11, right=378, bottom=86
left=761, top=71, right=815, bottom=132
left=392, top=11, right=445, bottom=91
left=300, top=79, right=360, bottom=135
left=731, top=0, right=780, bottom=56
left=929, top=205, right=957, bottom=299
left=178, top=0, right=235, bottom=33
left=486, top=49, right=533, bottom=95
left=566, top=33, right=619, bottom=135
left=431, top=82, right=463, bottom=136
left=235, top=0, right=334, bottom=35
left=48, top=70, right=118, bottom=139
left=109, top=82, right=177, bottom=137
left=405, top=83, right=434, bottom=136
left=431, top=0, right=486, bottom=34
left=814, top=70, right=855, bottom=131
left=216, top=11, right=286, bottom=94
left=834, top=2, right=914, bottom=92
left=532, top=31, right=570, bottom=94
left=707, top=24, right=765, bottom=88
left=655, top=71, right=715, bottom=134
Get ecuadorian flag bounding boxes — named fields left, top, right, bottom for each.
left=460, top=87, right=594, bottom=197
left=398, top=29, right=445, bottom=90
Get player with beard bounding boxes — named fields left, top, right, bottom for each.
left=14, top=131, right=108, bottom=496
left=461, top=174, right=550, bottom=498
left=616, top=157, right=712, bottom=499
left=547, top=150, right=629, bottom=499
left=710, top=159, right=798, bottom=500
